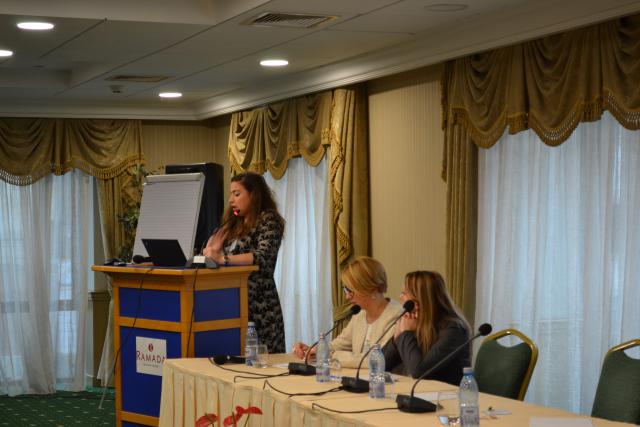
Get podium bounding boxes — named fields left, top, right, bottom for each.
left=92, top=265, right=257, bottom=427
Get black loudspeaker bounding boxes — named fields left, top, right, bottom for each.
left=165, top=163, right=224, bottom=254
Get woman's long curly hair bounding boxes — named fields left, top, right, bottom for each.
left=222, top=172, right=284, bottom=239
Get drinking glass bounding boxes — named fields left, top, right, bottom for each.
left=436, top=390, right=460, bottom=425
left=329, top=358, right=342, bottom=382
left=253, top=344, right=269, bottom=368
left=385, top=372, right=397, bottom=400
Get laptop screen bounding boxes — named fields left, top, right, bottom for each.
left=141, top=239, right=188, bottom=267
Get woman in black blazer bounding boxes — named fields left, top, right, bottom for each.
left=383, top=271, right=471, bottom=385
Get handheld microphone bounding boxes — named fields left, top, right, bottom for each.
left=188, top=209, right=240, bottom=268
left=341, top=300, right=416, bottom=393
left=288, top=305, right=362, bottom=376
left=213, top=354, right=247, bottom=365
left=396, top=323, right=492, bottom=413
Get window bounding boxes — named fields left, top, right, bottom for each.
left=476, top=112, right=640, bottom=413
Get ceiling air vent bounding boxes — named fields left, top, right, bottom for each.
left=105, top=75, right=170, bottom=83
left=244, top=12, right=336, bottom=29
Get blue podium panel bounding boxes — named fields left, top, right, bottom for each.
left=194, top=328, right=241, bottom=357
left=120, top=288, right=181, bottom=321
left=122, top=422, right=149, bottom=427
left=194, top=288, right=240, bottom=321
left=93, top=265, right=255, bottom=426
left=120, top=327, right=182, bottom=417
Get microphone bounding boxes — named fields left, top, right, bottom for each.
left=341, top=300, right=416, bottom=393
left=188, top=209, right=240, bottom=268
left=132, top=255, right=151, bottom=264
left=212, top=354, right=247, bottom=365
left=396, top=323, right=493, bottom=413
left=288, top=305, right=362, bottom=376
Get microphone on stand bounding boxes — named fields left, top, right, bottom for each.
left=288, top=305, right=362, bottom=375
left=187, top=209, right=239, bottom=268
left=341, top=300, right=416, bottom=393
left=396, top=323, right=493, bottom=413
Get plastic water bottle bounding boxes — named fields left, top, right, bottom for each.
left=245, top=322, right=258, bottom=366
left=315, top=333, right=330, bottom=382
left=459, top=367, right=479, bottom=427
left=368, top=343, right=385, bottom=398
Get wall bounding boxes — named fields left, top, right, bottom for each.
left=368, top=64, right=447, bottom=299
left=142, top=119, right=219, bottom=174
left=141, top=116, right=232, bottom=202
left=211, top=115, right=232, bottom=203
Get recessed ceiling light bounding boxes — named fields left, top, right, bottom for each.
left=159, top=92, right=182, bottom=98
left=425, top=3, right=468, bottom=12
left=17, top=22, right=55, bottom=30
left=0, top=50, right=13, bottom=57
left=260, top=59, right=289, bottom=67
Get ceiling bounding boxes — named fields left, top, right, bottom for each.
left=1, top=0, right=639, bottom=120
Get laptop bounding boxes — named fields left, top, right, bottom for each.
left=141, top=239, right=188, bottom=267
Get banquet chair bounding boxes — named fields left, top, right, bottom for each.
left=474, top=328, right=538, bottom=400
left=591, top=339, right=640, bottom=424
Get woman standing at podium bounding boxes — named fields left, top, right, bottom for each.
left=203, top=172, right=286, bottom=354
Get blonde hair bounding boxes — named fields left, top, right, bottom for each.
left=404, top=271, right=469, bottom=353
left=341, top=256, right=388, bottom=295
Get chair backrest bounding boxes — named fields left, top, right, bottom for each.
left=591, top=339, right=640, bottom=424
left=474, top=328, right=538, bottom=401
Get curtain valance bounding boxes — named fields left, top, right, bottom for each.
left=228, top=91, right=333, bottom=179
left=442, top=14, right=640, bottom=155
left=0, top=118, right=143, bottom=185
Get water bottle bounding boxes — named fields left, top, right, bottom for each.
left=459, top=367, right=479, bottom=427
left=245, top=322, right=258, bottom=366
left=368, top=343, right=385, bottom=398
left=315, top=333, right=330, bottom=382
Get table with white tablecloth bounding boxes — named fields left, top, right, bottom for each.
left=159, top=354, right=633, bottom=427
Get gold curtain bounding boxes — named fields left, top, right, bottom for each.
left=329, top=86, right=370, bottom=332
left=441, top=14, right=640, bottom=325
left=228, top=85, right=370, bottom=333
left=0, top=118, right=143, bottom=185
left=442, top=123, right=478, bottom=325
left=228, top=91, right=333, bottom=178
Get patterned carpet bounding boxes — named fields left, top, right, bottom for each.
left=0, top=389, right=115, bottom=426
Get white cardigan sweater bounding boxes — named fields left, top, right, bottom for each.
left=330, top=299, right=403, bottom=368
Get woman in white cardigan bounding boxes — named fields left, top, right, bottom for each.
left=292, top=256, right=403, bottom=368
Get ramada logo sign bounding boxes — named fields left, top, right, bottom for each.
left=136, top=337, right=166, bottom=376
left=137, top=348, right=166, bottom=364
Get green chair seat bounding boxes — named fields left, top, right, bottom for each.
left=591, top=339, right=640, bottom=424
left=474, top=328, right=538, bottom=401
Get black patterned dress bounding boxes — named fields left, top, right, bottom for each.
left=223, top=210, right=286, bottom=353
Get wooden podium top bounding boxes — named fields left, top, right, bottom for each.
left=92, top=264, right=258, bottom=277
left=92, top=264, right=259, bottom=290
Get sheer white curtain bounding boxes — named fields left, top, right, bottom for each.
left=476, top=112, right=640, bottom=414
left=0, top=170, right=93, bottom=396
left=265, top=156, right=332, bottom=350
